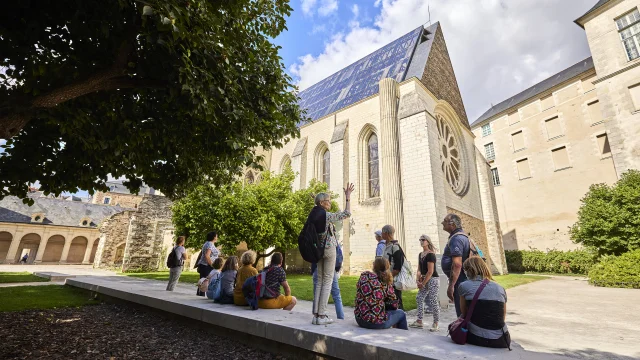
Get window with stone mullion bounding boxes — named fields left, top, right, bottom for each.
left=322, top=150, right=330, bottom=187
left=368, top=134, right=380, bottom=198
left=618, top=10, right=640, bottom=60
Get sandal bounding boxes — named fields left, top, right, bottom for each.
left=409, top=321, right=424, bottom=328
left=429, top=323, right=439, bottom=332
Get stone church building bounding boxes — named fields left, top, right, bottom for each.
left=251, top=23, right=508, bottom=275
left=470, top=0, right=640, bottom=251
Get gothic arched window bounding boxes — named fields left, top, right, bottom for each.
left=367, top=134, right=380, bottom=197
left=322, top=149, right=330, bottom=186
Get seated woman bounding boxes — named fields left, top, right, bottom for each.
left=204, top=258, right=224, bottom=300
left=215, top=256, right=238, bottom=304
left=257, top=252, right=297, bottom=311
left=458, top=256, right=511, bottom=349
left=234, top=250, right=259, bottom=306
left=354, top=257, right=408, bottom=330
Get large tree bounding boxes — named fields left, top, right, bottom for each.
left=172, top=170, right=337, bottom=265
left=0, top=0, right=303, bottom=202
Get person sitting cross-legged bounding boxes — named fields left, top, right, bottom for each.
left=215, top=256, right=238, bottom=304
left=354, top=257, right=408, bottom=330
left=257, top=252, right=297, bottom=311
left=234, top=250, right=259, bottom=306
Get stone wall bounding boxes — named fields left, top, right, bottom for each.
left=93, top=191, right=143, bottom=209
left=421, top=26, right=469, bottom=129
left=122, top=195, right=173, bottom=272
left=94, top=211, right=133, bottom=268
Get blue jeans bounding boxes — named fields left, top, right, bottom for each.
left=312, top=269, right=344, bottom=319
left=356, top=310, right=408, bottom=330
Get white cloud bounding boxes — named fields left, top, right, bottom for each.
left=290, top=0, right=594, bottom=122
left=352, top=4, right=360, bottom=18
left=302, top=0, right=339, bottom=17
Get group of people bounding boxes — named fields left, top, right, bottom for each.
left=165, top=183, right=510, bottom=349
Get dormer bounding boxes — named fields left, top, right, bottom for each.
left=79, top=217, right=92, bottom=227
left=31, top=213, right=45, bottom=223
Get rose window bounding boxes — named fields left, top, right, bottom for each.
left=437, top=115, right=463, bottom=193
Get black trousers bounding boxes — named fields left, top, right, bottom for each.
left=197, top=264, right=213, bottom=296
left=394, top=288, right=404, bottom=310
left=467, top=331, right=511, bottom=349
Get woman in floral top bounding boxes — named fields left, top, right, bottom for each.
left=308, top=183, right=354, bottom=326
left=354, top=257, right=408, bottom=330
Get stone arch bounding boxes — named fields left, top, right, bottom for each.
left=434, top=101, right=471, bottom=197
left=114, top=241, right=126, bottom=265
left=43, top=235, right=65, bottom=262
left=67, top=236, right=88, bottom=263
left=89, top=238, right=99, bottom=263
left=0, top=232, right=13, bottom=262
left=357, top=124, right=380, bottom=200
left=15, top=233, right=41, bottom=263
left=314, top=141, right=330, bottom=186
left=279, top=154, right=291, bottom=173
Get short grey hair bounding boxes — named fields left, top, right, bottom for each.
left=446, top=213, right=463, bottom=229
left=381, top=224, right=395, bottom=235
left=314, top=192, right=331, bottom=206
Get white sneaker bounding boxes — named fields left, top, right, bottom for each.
left=316, top=316, right=334, bottom=325
left=312, top=316, right=318, bottom=325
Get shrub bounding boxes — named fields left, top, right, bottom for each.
left=588, top=249, right=640, bottom=289
left=505, top=249, right=598, bottom=275
left=570, top=170, right=640, bottom=256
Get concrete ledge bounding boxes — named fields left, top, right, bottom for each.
left=33, top=272, right=76, bottom=281
left=65, top=276, right=570, bottom=360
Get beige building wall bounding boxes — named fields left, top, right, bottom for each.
left=92, top=191, right=143, bottom=209
left=581, top=0, right=640, bottom=174
left=0, top=223, right=99, bottom=264
left=471, top=72, right=618, bottom=251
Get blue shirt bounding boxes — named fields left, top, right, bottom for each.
left=375, top=240, right=386, bottom=257
left=441, top=228, right=470, bottom=282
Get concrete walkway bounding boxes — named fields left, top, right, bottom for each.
left=0, top=281, right=65, bottom=288
left=64, top=274, right=569, bottom=360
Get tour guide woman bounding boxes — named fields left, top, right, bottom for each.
left=308, top=183, right=354, bottom=325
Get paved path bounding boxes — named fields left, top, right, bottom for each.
left=0, top=281, right=65, bottom=288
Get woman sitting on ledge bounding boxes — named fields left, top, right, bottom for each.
left=234, top=250, right=259, bottom=306
left=458, top=256, right=511, bottom=349
left=354, top=257, right=408, bottom=330
left=216, top=256, right=238, bottom=304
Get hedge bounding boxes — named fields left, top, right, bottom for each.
left=588, top=249, right=640, bottom=289
left=505, top=249, right=598, bottom=275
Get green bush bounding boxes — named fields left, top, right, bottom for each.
left=505, top=249, right=598, bottom=275
left=588, top=249, right=640, bottom=289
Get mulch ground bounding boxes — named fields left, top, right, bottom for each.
left=0, top=304, right=287, bottom=360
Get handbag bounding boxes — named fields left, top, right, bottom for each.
left=448, top=278, right=489, bottom=345
left=391, top=244, right=417, bottom=291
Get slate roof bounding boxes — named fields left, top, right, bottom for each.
left=471, top=57, right=595, bottom=128
left=575, top=0, right=611, bottom=27
left=0, top=196, right=124, bottom=228
left=297, top=23, right=439, bottom=123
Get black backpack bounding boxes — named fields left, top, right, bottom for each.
left=166, top=247, right=181, bottom=268
left=298, top=222, right=324, bottom=263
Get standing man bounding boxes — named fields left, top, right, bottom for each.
left=441, top=214, right=470, bottom=317
left=166, top=236, right=187, bottom=291
left=374, top=230, right=386, bottom=257
left=20, top=253, right=28, bottom=264
left=382, top=225, right=405, bottom=310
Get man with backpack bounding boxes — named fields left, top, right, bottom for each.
left=166, top=236, right=187, bottom=291
left=441, top=213, right=471, bottom=316
left=382, top=224, right=405, bottom=310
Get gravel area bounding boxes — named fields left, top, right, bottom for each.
left=0, top=304, right=287, bottom=360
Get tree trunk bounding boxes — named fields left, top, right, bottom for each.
left=253, top=248, right=277, bottom=268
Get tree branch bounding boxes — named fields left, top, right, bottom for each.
left=253, top=248, right=278, bottom=267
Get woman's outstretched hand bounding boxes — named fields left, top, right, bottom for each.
left=344, top=183, right=355, bottom=199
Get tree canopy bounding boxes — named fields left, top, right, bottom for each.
left=0, top=0, right=303, bottom=202
left=570, top=170, right=640, bottom=256
left=172, top=169, right=338, bottom=264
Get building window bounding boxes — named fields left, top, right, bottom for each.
left=491, top=168, right=501, bottom=186
left=481, top=123, right=492, bottom=137
left=552, top=146, right=571, bottom=170
left=545, top=117, right=563, bottom=139
left=597, top=134, right=612, bottom=155
left=617, top=9, right=640, bottom=61
left=516, top=158, right=531, bottom=179
left=367, top=134, right=380, bottom=197
left=587, top=100, right=602, bottom=124
left=484, top=143, right=495, bottom=161
left=511, top=131, right=525, bottom=151
left=103, top=197, right=111, bottom=205
left=280, top=155, right=291, bottom=173
left=322, top=149, right=330, bottom=186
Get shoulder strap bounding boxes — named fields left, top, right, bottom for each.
left=464, top=279, right=489, bottom=324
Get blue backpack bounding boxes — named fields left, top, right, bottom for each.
left=205, top=272, right=222, bottom=301
left=242, top=267, right=277, bottom=310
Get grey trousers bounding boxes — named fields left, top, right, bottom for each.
left=166, top=266, right=182, bottom=291
left=312, top=245, right=336, bottom=316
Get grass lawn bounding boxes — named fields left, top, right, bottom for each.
left=0, top=285, right=100, bottom=312
left=124, top=271, right=548, bottom=311
left=0, top=272, right=49, bottom=284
